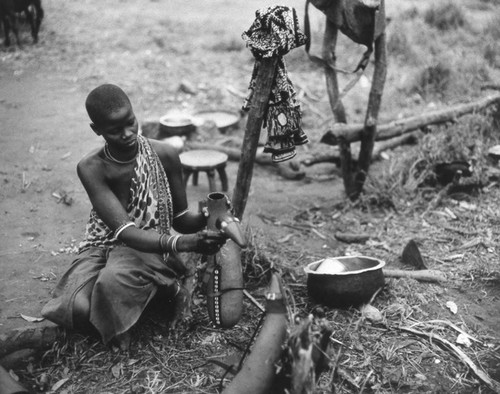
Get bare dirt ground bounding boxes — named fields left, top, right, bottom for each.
left=0, top=0, right=499, bottom=393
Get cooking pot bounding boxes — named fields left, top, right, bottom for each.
left=304, top=256, right=385, bottom=308
left=159, top=114, right=196, bottom=138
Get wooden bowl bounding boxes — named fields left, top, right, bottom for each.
left=304, top=256, right=385, bottom=308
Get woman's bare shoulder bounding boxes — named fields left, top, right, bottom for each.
left=77, top=147, right=105, bottom=178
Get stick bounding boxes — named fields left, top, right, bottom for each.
left=243, top=289, right=265, bottom=313
left=321, top=93, right=500, bottom=146
left=421, top=183, right=453, bottom=218
left=383, top=269, right=446, bottom=283
left=334, top=232, right=370, bottom=243
left=371, top=131, right=420, bottom=159
left=399, top=326, right=500, bottom=393
left=410, top=319, right=482, bottom=344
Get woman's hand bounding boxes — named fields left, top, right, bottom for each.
left=177, top=230, right=227, bottom=255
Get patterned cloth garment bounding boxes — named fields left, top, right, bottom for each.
left=79, top=134, right=173, bottom=251
left=242, top=5, right=309, bottom=163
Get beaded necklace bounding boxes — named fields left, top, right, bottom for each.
left=104, top=143, right=138, bottom=164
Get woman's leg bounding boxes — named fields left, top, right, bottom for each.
left=72, top=277, right=99, bottom=336
left=89, top=246, right=178, bottom=346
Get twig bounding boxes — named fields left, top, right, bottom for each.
left=409, top=319, right=482, bottom=344
left=383, top=269, right=446, bottom=283
left=454, top=237, right=488, bottom=251
left=334, top=232, right=370, bottom=243
left=242, top=290, right=265, bottom=313
left=399, top=326, right=500, bottom=393
left=358, top=369, right=374, bottom=393
left=421, top=183, right=452, bottom=218
left=311, top=228, right=327, bottom=240
left=336, top=367, right=360, bottom=390
left=439, top=224, right=479, bottom=237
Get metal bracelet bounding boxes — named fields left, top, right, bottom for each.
left=173, top=208, right=189, bottom=219
left=114, top=222, right=136, bottom=239
left=171, top=235, right=181, bottom=254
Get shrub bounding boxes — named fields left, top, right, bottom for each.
left=210, top=37, right=244, bottom=52
left=452, top=58, right=491, bottom=96
left=410, top=61, right=452, bottom=100
left=424, top=2, right=467, bottom=31
left=364, top=114, right=499, bottom=209
left=483, top=13, right=500, bottom=41
left=400, top=7, right=419, bottom=21
left=483, top=43, right=498, bottom=67
left=386, top=27, right=416, bottom=62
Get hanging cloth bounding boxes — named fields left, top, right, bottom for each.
left=242, top=5, right=309, bottom=163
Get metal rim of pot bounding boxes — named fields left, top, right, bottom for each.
left=304, top=255, right=385, bottom=276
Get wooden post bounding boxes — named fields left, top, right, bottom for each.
left=232, top=57, right=279, bottom=219
left=322, top=18, right=357, bottom=197
left=351, top=27, right=387, bottom=200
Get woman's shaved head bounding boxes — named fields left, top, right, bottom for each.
left=85, top=84, right=132, bottom=125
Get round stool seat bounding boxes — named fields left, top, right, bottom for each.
left=179, top=150, right=228, bottom=169
left=179, top=150, right=229, bottom=192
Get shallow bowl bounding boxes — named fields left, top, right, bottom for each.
left=304, top=256, right=385, bottom=308
left=192, top=110, right=240, bottom=133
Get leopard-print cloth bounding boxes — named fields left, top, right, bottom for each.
left=79, top=135, right=173, bottom=251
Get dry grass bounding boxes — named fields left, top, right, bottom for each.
left=361, top=113, right=500, bottom=210
left=15, top=179, right=500, bottom=393
left=423, top=2, right=467, bottom=31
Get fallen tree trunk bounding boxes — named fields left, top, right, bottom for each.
left=321, top=93, right=500, bottom=146
left=302, top=131, right=420, bottom=166
left=188, top=130, right=419, bottom=170
left=372, top=131, right=420, bottom=157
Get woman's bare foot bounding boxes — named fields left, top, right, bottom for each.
left=112, top=331, right=131, bottom=352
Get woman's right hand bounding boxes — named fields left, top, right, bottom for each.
left=177, top=230, right=227, bottom=255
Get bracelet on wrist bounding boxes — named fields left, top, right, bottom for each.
left=159, top=233, right=167, bottom=252
left=166, top=235, right=175, bottom=253
left=114, top=221, right=136, bottom=239
left=171, top=235, right=181, bottom=254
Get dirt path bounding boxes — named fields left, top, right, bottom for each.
left=0, top=69, right=87, bottom=332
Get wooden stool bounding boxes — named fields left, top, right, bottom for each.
left=179, top=150, right=229, bottom=192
